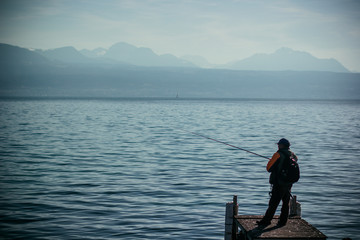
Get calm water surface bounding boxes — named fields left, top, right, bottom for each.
left=0, top=98, right=359, bottom=239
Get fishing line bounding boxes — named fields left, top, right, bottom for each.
left=182, top=130, right=270, bottom=160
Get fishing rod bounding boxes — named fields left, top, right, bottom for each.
left=183, top=130, right=270, bottom=160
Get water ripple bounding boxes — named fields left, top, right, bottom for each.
left=0, top=99, right=359, bottom=239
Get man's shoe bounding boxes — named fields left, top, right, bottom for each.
left=256, top=220, right=271, bottom=227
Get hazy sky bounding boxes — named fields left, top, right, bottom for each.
left=1, top=0, right=359, bottom=71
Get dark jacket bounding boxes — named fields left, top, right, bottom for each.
left=268, top=149, right=296, bottom=185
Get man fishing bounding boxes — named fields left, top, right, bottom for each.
left=257, top=138, right=298, bottom=227
left=185, top=131, right=299, bottom=226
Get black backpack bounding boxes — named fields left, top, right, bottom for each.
left=277, top=151, right=300, bottom=185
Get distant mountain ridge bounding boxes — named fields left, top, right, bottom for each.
left=0, top=43, right=48, bottom=65
left=80, top=47, right=107, bottom=58
left=226, top=47, right=349, bottom=72
left=32, top=42, right=196, bottom=67
left=0, top=42, right=350, bottom=72
left=36, top=46, right=93, bottom=64
left=0, top=43, right=359, bottom=99
left=103, top=42, right=195, bottom=67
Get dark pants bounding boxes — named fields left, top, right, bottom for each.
left=262, top=184, right=292, bottom=224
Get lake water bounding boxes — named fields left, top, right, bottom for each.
left=0, top=98, right=359, bottom=240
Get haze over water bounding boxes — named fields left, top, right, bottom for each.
left=0, top=98, right=359, bottom=239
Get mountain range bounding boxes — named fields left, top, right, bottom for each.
left=0, top=42, right=350, bottom=72
left=1, top=42, right=359, bottom=99
left=226, top=47, right=349, bottom=72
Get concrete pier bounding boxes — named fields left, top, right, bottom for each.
left=225, top=195, right=327, bottom=240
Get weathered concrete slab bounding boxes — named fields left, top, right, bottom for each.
left=235, top=215, right=326, bottom=240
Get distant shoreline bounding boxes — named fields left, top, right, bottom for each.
left=0, top=96, right=359, bottom=102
